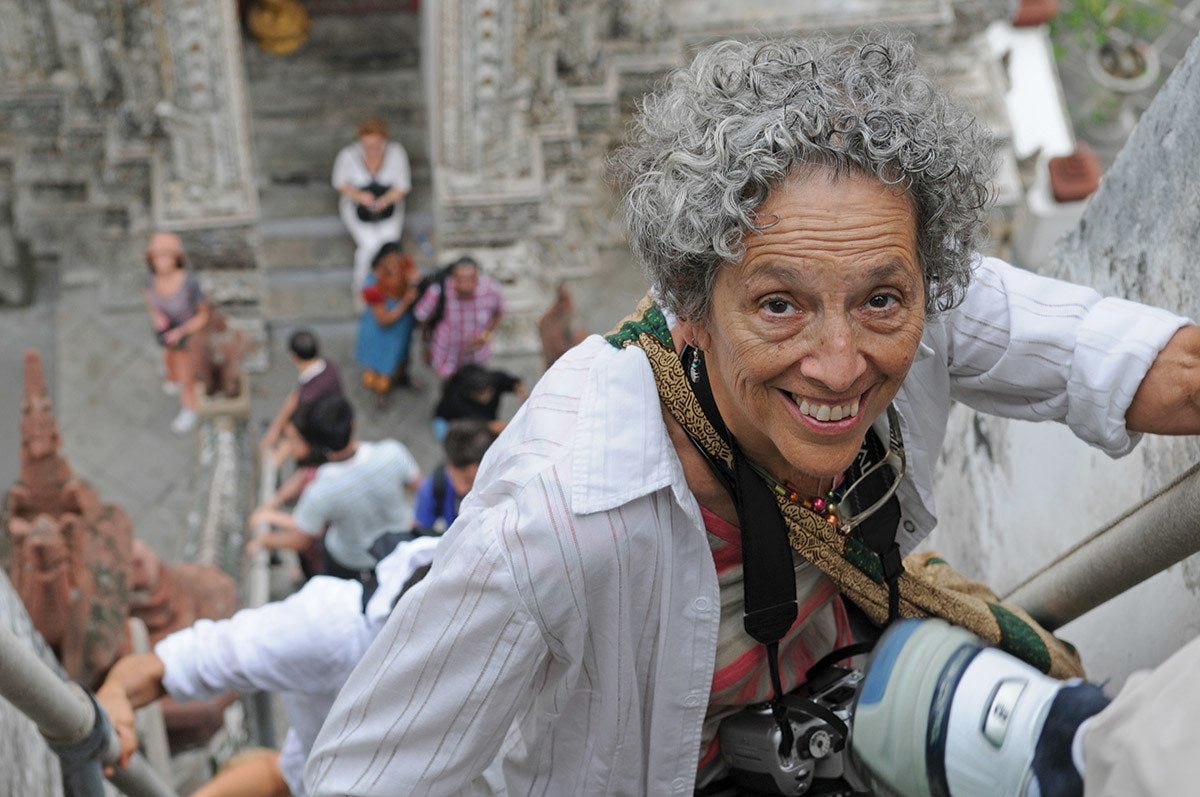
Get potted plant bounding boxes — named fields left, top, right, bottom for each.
left=1050, top=0, right=1170, bottom=138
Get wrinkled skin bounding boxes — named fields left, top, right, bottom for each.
left=691, top=168, right=925, bottom=496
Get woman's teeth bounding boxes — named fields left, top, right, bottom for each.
left=793, top=396, right=860, bottom=422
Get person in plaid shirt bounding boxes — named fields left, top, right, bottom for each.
left=413, top=256, right=506, bottom=379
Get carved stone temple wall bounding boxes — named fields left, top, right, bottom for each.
left=424, top=0, right=1019, bottom=350
left=0, top=0, right=259, bottom=310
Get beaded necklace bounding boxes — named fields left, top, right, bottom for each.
left=746, top=462, right=848, bottom=526
left=744, top=405, right=907, bottom=536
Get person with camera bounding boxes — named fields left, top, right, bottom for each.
left=306, top=34, right=1200, bottom=796
left=332, top=117, right=411, bottom=302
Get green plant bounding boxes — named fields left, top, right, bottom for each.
left=1050, top=0, right=1173, bottom=57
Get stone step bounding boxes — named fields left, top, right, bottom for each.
left=248, top=71, right=424, bottom=117
left=255, top=147, right=431, bottom=209
left=257, top=182, right=342, bottom=220
left=259, top=226, right=355, bottom=271
left=254, top=135, right=429, bottom=188
left=261, top=266, right=357, bottom=322
left=257, top=209, right=436, bottom=264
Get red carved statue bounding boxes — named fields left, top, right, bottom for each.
left=2, top=350, right=135, bottom=689
left=2, top=350, right=239, bottom=756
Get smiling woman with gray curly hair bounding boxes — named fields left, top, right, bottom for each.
left=306, top=31, right=1200, bottom=797
left=616, top=33, right=995, bottom=321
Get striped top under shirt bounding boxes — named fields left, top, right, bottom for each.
left=696, top=506, right=854, bottom=786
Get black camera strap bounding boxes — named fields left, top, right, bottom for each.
left=681, top=346, right=902, bottom=758
left=683, top=346, right=800, bottom=756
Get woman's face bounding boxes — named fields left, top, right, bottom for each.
left=692, top=169, right=925, bottom=490
left=375, top=253, right=405, bottom=294
left=359, top=132, right=387, bottom=160
left=147, top=251, right=177, bottom=275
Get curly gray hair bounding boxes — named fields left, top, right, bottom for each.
left=613, top=32, right=996, bottom=320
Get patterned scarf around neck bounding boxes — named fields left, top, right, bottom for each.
left=606, top=295, right=1084, bottom=679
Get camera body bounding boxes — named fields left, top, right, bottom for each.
left=718, top=665, right=868, bottom=795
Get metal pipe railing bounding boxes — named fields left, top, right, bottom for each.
left=127, top=617, right=172, bottom=782
left=247, top=453, right=278, bottom=610
left=0, top=622, right=176, bottom=797
left=1004, top=461, right=1200, bottom=631
left=244, top=452, right=279, bottom=749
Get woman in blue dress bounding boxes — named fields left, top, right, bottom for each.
left=354, top=243, right=418, bottom=406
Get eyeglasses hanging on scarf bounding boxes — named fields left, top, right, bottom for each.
left=680, top=345, right=907, bottom=757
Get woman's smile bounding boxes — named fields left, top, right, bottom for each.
left=779, top=385, right=869, bottom=434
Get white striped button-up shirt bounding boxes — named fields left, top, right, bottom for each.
left=306, top=256, right=1187, bottom=796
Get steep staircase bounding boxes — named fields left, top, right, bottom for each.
left=244, top=8, right=432, bottom=323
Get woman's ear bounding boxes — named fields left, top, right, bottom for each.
left=688, top=318, right=712, bottom=351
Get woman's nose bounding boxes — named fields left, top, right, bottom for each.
left=797, top=318, right=866, bottom=392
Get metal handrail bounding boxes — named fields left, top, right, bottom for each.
left=243, top=451, right=279, bottom=749
left=0, top=622, right=176, bottom=797
left=247, top=453, right=278, bottom=610
left=1004, top=461, right=1200, bottom=632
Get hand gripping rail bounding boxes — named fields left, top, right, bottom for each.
left=0, top=622, right=176, bottom=797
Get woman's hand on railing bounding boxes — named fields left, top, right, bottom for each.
left=96, top=680, right=138, bottom=773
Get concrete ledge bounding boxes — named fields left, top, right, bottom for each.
left=196, top=374, right=252, bottom=421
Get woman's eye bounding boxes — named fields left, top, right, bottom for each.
left=866, top=293, right=898, bottom=310
left=763, top=298, right=793, bottom=315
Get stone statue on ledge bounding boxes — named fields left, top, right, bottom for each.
left=1, top=350, right=134, bottom=690
left=1, top=349, right=240, bottom=752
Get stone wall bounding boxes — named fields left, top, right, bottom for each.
left=927, top=33, right=1200, bottom=688
left=0, top=0, right=258, bottom=309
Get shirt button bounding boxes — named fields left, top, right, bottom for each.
left=671, top=777, right=688, bottom=791
left=693, top=597, right=710, bottom=612
left=683, top=693, right=702, bottom=707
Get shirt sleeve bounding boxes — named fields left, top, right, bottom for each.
left=383, top=142, right=412, bottom=193
left=186, top=274, right=206, bottom=315
left=413, top=475, right=436, bottom=528
left=292, top=482, right=327, bottom=537
left=156, top=577, right=367, bottom=701
left=331, top=145, right=357, bottom=190
left=396, top=442, right=420, bottom=486
left=412, top=282, right=441, bottom=322
left=943, top=256, right=1189, bottom=457
left=305, top=503, right=548, bottom=795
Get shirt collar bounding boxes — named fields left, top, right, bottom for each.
left=569, top=340, right=693, bottom=517
left=298, top=359, right=327, bottom=384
